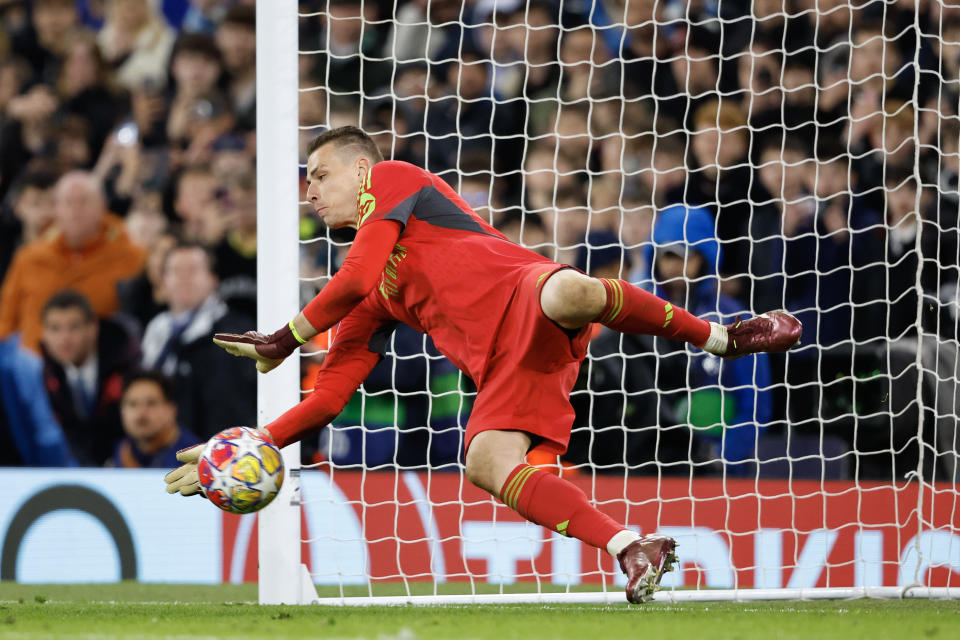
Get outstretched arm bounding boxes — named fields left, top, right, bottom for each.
left=166, top=298, right=396, bottom=496
left=214, top=219, right=402, bottom=372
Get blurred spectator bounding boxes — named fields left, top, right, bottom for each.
left=58, top=31, right=128, bottom=155
left=849, top=99, right=917, bottom=213
left=40, top=289, right=138, bottom=466
left=543, top=103, right=593, bottom=174
left=52, top=114, right=95, bottom=177
left=0, top=171, right=145, bottom=352
left=166, top=32, right=234, bottom=168
left=0, top=57, right=32, bottom=117
left=0, top=332, right=74, bottom=466
left=172, top=164, right=221, bottom=244
left=557, top=24, right=619, bottom=104
left=140, top=242, right=255, bottom=438
left=117, top=231, right=176, bottom=331
left=307, top=0, right=391, bottom=95
left=210, top=133, right=254, bottom=184
left=112, top=369, right=200, bottom=468
left=811, top=152, right=884, bottom=347
left=750, top=134, right=815, bottom=315
left=499, top=3, right=560, bottom=130
left=372, top=63, right=426, bottom=165
left=123, top=187, right=168, bottom=249
left=0, top=82, right=59, bottom=200
left=9, top=0, right=77, bottom=84
left=567, top=226, right=662, bottom=474
left=664, top=25, right=721, bottom=129
left=875, top=166, right=959, bottom=341
left=576, top=230, right=630, bottom=281
left=635, top=133, right=687, bottom=209
left=127, top=74, right=169, bottom=149
left=612, top=0, right=680, bottom=109
left=213, top=167, right=257, bottom=317
left=645, top=204, right=773, bottom=472
left=733, top=30, right=782, bottom=130
left=0, top=169, right=57, bottom=280
left=620, top=198, right=654, bottom=289
left=687, top=98, right=754, bottom=296
left=385, top=0, right=464, bottom=65
left=848, top=19, right=910, bottom=101
left=97, top=0, right=176, bottom=92
left=523, top=144, right=579, bottom=214
left=92, top=120, right=144, bottom=214
left=215, top=6, right=256, bottom=132
left=425, top=51, right=525, bottom=178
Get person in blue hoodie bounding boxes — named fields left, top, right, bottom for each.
left=644, top=205, right=773, bottom=473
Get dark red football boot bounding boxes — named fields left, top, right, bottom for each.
left=616, top=534, right=678, bottom=604
left=722, top=310, right=802, bottom=359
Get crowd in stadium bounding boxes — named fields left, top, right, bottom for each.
left=1, top=0, right=958, bottom=481
left=0, top=0, right=258, bottom=467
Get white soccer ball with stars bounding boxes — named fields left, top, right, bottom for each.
left=196, top=427, right=284, bottom=514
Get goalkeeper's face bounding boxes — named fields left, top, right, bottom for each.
left=305, top=143, right=370, bottom=230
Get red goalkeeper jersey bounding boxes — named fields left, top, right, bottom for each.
left=269, top=161, right=561, bottom=447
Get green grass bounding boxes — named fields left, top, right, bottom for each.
left=0, top=583, right=957, bottom=640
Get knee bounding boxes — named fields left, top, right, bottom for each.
left=464, top=454, right=490, bottom=492
left=464, top=442, right=499, bottom=494
left=540, top=270, right=608, bottom=329
left=464, top=430, right=529, bottom=495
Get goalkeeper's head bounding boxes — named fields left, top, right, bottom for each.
left=304, top=126, right=384, bottom=230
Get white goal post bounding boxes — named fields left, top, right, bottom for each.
left=256, top=0, right=318, bottom=606
left=255, top=1, right=960, bottom=604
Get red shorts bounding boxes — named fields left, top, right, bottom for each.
left=464, top=264, right=592, bottom=456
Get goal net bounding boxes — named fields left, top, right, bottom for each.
left=255, top=1, right=960, bottom=603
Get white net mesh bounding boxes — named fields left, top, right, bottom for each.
left=284, top=0, right=960, bottom=597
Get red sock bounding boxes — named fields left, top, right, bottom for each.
left=500, top=464, right=623, bottom=550
left=596, top=278, right=710, bottom=346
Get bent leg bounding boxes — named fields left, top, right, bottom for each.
left=539, top=270, right=714, bottom=347
left=465, top=429, right=637, bottom=554
left=539, top=270, right=802, bottom=358
left=538, top=269, right=608, bottom=330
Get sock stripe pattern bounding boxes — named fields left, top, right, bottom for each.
left=499, top=463, right=624, bottom=550
left=597, top=278, right=624, bottom=324
left=596, top=277, right=710, bottom=346
left=501, top=464, right=539, bottom=510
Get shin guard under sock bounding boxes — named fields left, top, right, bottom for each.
left=500, top=464, right=624, bottom=550
left=596, top=278, right=711, bottom=346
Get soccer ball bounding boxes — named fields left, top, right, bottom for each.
left=196, top=427, right=284, bottom=514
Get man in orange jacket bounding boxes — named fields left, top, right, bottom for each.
left=0, top=170, right=145, bottom=353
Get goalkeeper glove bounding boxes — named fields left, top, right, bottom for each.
left=164, top=443, right=204, bottom=497
left=213, top=321, right=307, bottom=373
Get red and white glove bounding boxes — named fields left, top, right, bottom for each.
left=213, top=321, right=308, bottom=373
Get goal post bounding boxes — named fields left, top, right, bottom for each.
left=256, top=0, right=318, bottom=606
left=254, top=1, right=960, bottom=604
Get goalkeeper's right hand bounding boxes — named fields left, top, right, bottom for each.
left=213, top=320, right=307, bottom=373
left=164, top=444, right=204, bottom=497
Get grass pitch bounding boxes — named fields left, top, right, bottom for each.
left=0, top=583, right=957, bottom=640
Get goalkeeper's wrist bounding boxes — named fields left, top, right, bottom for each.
left=288, top=320, right=308, bottom=345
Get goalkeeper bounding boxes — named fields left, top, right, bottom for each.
left=165, top=126, right=801, bottom=603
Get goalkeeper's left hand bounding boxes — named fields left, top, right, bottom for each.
left=164, top=444, right=204, bottom=496
left=213, top=320, right=308, bottom=373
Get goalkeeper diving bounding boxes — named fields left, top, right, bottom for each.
left=165, top=126, right=801, bottom=603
